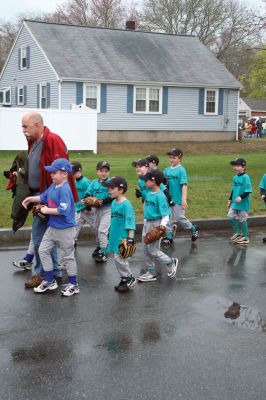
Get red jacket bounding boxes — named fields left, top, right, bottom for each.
left=28, top=126, right=78, bottom=202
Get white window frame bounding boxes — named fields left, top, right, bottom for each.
left=204, top=88, right=218, bottom=115
left=0, top=87, right=11, bottom=105
left=83, top=83, right=100, bottom=112
left=18, top=85, right=24, bottom=105
left=133, top=86, right=162, bottom=114
left=20, top=47, right=27, bottom=70
left=40, top=83, right=47, bottom=109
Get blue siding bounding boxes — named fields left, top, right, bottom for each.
left=162, top=86, right=168, bottom=114
left=198, top=88, right=205, bottom=114
left=218, top=89, right=224, bottom=115
left=127, top=85, right=133, bottom=113
left=0, top=24, right=58, bottom=108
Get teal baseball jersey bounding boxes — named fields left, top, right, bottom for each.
left=144, top=191, right=170, bottom=220
left=75, top=176, right=91, bottom=213
left=85, top=178, right=110, bottom=202
left=231, top=173, right=252, bottom=211
left=107, top=199, right=136, bottom=254
left=138, top=178, right=166, bottom=201
left=163, top=165, right=188, bottom=205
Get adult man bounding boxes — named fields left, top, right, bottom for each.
left=21, top=112, right=78, bottom=288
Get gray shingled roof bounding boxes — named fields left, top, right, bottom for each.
left=242, top=98, right=266, bottom=111
left=26, top=20, right=240, bottom=88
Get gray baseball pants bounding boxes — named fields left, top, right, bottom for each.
left=74, top=208, right=96, bottom=240
left=94, top=206, right=111, bottom=248
left=143, top=219, right=171, bottom=268
left=39, top=226, right=77, bottom=276
left=114, top=253, right=133, bottom=278
left=171, top=204, right=192, bottom=230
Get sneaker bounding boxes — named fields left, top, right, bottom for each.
left=61, top=283, right=80, bottom=297
left=33, top=279, right=58, bottom=293
left=191, top=226, right=199, bottom=242
left=92, top=247, right=101, bottom=258
left=25, top=275, right=43, bottom=288
left=161, top=237, right=173, bottom=247
left=234, top=236, right=250, bottom=245
left=13, top=259, right=32, bottom=271
left=95, top=253, right=108, bottom=263
left=230, top=233, right=241, bottom=242
left=115, top=276, right=136, bottom=292
left=137, top=271, right=157, bottom=282
left=167, top=258, right=179, bottom=278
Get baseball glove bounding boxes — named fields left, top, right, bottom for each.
left=119, top=238, right=136, bottom=258
left=83, top=196, right=103, bottom=209
left=224, top=302, right=240, bottom=320
left=144, top=225, right=166, bottom=244
left=32, top=204, right=48, bottom=221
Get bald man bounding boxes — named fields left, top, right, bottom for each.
left=21, top=112, right=78, bottom=288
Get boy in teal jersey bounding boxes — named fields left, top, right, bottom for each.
left=82, top=161, right=112, bottom=262
left=259, top=172, right=266, bottom=243
left=137, top=170, right=178, bottom=282
left=71, top=161, right=95, bottom=247
left=146, top=154, right=160, bottom=170
left=163, top=148, right=198, bottom=244
left=132, top=159, right=150, bottom=201
left=227, top=158, right=252, bottom=245
left=102, top=177, right=136, bottom=292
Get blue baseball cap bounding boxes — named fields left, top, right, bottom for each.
left=44, top=158, right=72, bottom=174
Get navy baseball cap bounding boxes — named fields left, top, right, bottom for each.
left=140, top=169, right=165, bottom=185
left=71, top=161, right=82, bottom=172
left=146, top=155, right=159, bottom=165
left=167, top=148, right=183, bottom=157
left=97, top=161, right=110, bottom=170
left=131, top=159, right=149, bottom=168
left=102, top=176, right=127, bottom=191
left=44, top=158, right=72, bottom=174
left=230, top=158, right=247, bottom=166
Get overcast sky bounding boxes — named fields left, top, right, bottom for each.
left=1, top=0, right=265, bottom=22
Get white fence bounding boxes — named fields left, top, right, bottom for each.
left=0, top=106, right=97, bottom=152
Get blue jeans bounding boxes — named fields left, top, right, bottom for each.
left=32, top=216, right=61, bottom=278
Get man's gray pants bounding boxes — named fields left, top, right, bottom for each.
left=39, top=226, right=77, bottom=276
left=94, top=206, right=111, bottom=249
left=142, top=219, right=171, bottom=268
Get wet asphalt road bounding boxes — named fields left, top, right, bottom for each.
left=0, top=232, right=266, bottom=400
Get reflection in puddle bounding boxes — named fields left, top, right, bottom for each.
left=96, top=335, right=132, bottom=353
left=141, top=321, right=161, bottom=343
left=12, top=340, right=72, bottom=362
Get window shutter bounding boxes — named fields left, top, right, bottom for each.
left=100, top=84, right=107, bottom=113
left=76, top=82, right=83, bottom=105
left=18, top=48, right=21, bottom=70
left=218, top=89, right=224, bottom=115
left=36, top=84, right=40, bottom=108
left=198, top=88, right=205, bottom=114
left=46, top=83, right=50, bottom=108
left=127, top=85, right=133, bottom=113
left=15, top=87, right=18, bottom=105
left=26, top=46, right=30, bottom=69
left=162, top=86, right=168, bottom=114
left=24, top=85, right=27, bottom=105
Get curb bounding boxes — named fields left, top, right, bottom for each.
left=0, top=215, right=265, bottom=245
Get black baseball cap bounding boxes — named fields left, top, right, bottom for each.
left=102, top=176, right=127, bottom=191
left=230, top=158, right=247, bottom=166
left=140, top=169, right=165, bottom=185
left=71, top=161, right=82, bottom=173
left=97, top=160, right=110, bottom=170
left=131, top=159, right=149, bottom=168
left=167, top=148, right=183, bottom=157
left=146, top=155, right=159, bottom=165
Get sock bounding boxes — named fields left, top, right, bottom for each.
left=100, top=247, right=107, bottom=255
left=148, top=267, right=156, bottom=274
left=44, top=271, right=54, bottom=283
left=230, top=219, right=240, bottom=234
left=68, top=275, right=77, bottom=285
left=191, top=225, right=196, bottom=233
left=166, top=232, right=173, bottom=240
left=24, top=253, right=34, bottom=263
left=241, top=221, right=248, bottom=238
left=167, top=258, right=173, bottom=265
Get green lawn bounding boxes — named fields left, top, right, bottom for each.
left=0, top=150, right=265, bottom=228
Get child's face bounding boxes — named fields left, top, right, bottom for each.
left=136, top=165, right=148, bottom=175
left=108, top=187, right=123, bottom=198
left=73, top=170, right=82, bottom=179
left=233, top=165, right=245, bottom=174
left=97, top=167, right=110, bottom=180
left=149, top=162, right=157, bottom=170
left=169, top=155, right=181, bottom=166
left=50, top=170, right=68, bottom=185
left=145, top=179, right=156, bottom=189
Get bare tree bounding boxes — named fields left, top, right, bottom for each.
left=90, top=0, right=126, bottom=28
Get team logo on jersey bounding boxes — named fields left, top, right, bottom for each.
left=60, top=202, right=68, bottom=211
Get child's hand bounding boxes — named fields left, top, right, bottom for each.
left=40, top=206, right=49, bottom=214
left=227, top=200, right=231, bottom=209
left=22, top=197, right=31, bottom=209
left=261, top=195, right=265, bottom=201
left=182, top=200, right=187, bottom=209
left=235, top=196, right=242, bottom=203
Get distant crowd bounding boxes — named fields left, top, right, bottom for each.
left=239, top=117, right=266, bottom=139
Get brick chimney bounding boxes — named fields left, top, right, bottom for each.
left=126, top=20, right=136, bottom=30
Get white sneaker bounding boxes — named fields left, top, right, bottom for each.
left=61, top=283, right=80, bottom=297
left=167, top=258, right=179, bottom=278
left=137, top=271, right=157, bottom=282
left=230, top=233, right=241, bottom=242
left=34, top=279, right=58, bottom=293
left=234, top=236, right=250, bottom=245
left=13, top=259, right=32, bottom=271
